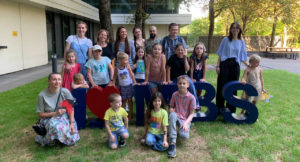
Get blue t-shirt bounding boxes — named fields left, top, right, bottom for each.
left=85, top=57, right=111, bottom=85
left=114, top=41, right=136, bottom=67
left=216, top=37, right=248, bottom=65
left=66, top=35, right=93, bottom=64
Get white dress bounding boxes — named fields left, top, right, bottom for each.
left=246, top=68, right=262, bottom=102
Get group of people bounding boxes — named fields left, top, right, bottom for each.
left=35, top=21, right=266, bottom=158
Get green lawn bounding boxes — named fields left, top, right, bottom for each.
left=0, top=69, right=300, bottom=161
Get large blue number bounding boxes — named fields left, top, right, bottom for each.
left=192, top=82, right=218, bottom=122
left=134, top=85, right=152, bottom=126
left=221, top=81, right=259, bottom=124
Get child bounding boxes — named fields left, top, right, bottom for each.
left=85, top=45, right=114, bottom=88
left=167, top=43, right=200, bottom=109
left=132, top=46, right=146, bottom=83
left=168, top=75, right=196, bottom=158
left=112, top=52, right=137, bottom=120
left=104, top=93, right=129, bottom=149
left=72, top=73, right=89, bottom=89
left=62, top=50, right=81, bottom=91
left=240, top=54, right=266, bottom=114
left=144, top=43, right=167, bottom=94
left=141, top=92, right=169, bottom=151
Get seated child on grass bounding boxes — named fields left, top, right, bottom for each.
left=141, top=92, right=169, bottom=151
left=104, top=93, right=129, bottom=149
left=72, top=73, right=89, bottom=89
left=168, top=75, right=196, bottom=158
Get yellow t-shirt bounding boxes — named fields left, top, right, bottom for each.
left=148, top=109, right=169, bottom=135
left=104, top=107, right=128, bottom=132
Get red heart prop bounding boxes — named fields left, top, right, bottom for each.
left=86, top=86, right=120, bottom=119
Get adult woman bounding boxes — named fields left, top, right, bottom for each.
left=216, top=22, right=249, bottom=113
left=114, top=26, right=136, bottom=67
left=132, top=27, right=145, bottom=49
left=35, top=73, right=80, bottom=146
left=96, top=29, right=114, bottom=60
left=64, top=21, right=92, bottom=79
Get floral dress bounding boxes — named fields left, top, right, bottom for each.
left=35, top=88, right=80, bottom=146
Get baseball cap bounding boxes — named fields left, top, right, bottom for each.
left=92, top=45, right=102, bottom=51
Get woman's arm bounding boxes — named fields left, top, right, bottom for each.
left=88, top=48, right=92, bottom=59
left=61, top=65, right=65, bottom=80
left=69, top=110, right=75, bottom=134
left=64, top=42, right=70, bottom=59
left=38, top=109, right=65, bottom=118
left=216, top=56, right=221, bottom=75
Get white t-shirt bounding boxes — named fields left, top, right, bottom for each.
left=85, top=57, right=111, bottom=85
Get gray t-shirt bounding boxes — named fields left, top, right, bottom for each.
left=36, top=88, right=74, bottom=113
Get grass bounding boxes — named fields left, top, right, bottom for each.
left=1, top=65, right=300, bottom=161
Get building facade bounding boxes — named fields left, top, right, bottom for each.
left=0, top=0, right=191, bottom=75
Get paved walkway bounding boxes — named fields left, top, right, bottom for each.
left=0, top=57, right=299, bottom=93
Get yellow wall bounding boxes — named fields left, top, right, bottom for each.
left=0, top=0, right=47, bottom=74
left=20, top=3, right=48, bottom=69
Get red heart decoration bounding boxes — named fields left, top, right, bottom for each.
left=86, top=86, right=120, bottom=119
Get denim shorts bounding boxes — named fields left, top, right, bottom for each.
left=148, top=81, right=161, bottom=89
left=108, top=126, right=129, bottom=147
left=119, top=84, right=134, bottom=99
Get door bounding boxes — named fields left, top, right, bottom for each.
left=0, top=0, right=23, bottom=75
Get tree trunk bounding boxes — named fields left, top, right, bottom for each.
left=135, top=0, right=143, bottom=29
left=141, top=0, right=147, bottom=39
left=269, top=16, right=277, bottom=47
left=226, top=11, right=229, bottom=36
left=207, top=0, right=215, bottom=55
left=283, top=25, right=287, bottom=47
left=99, top=0, right=114, bottom=43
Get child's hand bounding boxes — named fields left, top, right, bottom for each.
left=142, top=81, right=148, bottom=85
left=167, top=80, right=173, bottom=84
left=91, top=84, right=98, bottom=88
left=65, top=63, right=72, bottom=73
left=133, top=82, right=139, bottom=85
left=181, top=122, right=189, bottom=132
left=241, top=79, right=246, bottom=85
left=110, top=135, right=115, bottom=143
left=108, top=81, right=115, bottom=86
left=262, top=88, right=266, bottom=93
left=192, top=79, right=196, bottom=82
left=133, top=64, right=137, bottom=70
left=200, top=78, right=206, bottom=82
left=140, top=138, right=145, bottom=144
left=163, top=140, right=169, bottom=148
left=216, top=67, right=220, bottom=75
left=162, top=81, right=168, bottom=85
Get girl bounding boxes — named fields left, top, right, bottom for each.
left=132, top=27, right=145, bottom=49
left=64, top=21, right=92, bottom=80
left=141, top=92, right=168, bottom=152
left=62, top=50, right=81, bottom=91
left=189, top=42, right=208, bottom=83
left=144, top=43, right=167, bottom=94
left=114, top=26, right=136, bottom=68
left=167, top=43, right=200, bottom=109
left=72, top=73, right=89, bottom=89
left=112, top=52, right=137, bottom=120
left=240, top=54, right=266, bottom=114
left=216, top=22, right=249, bottom=113
left=133, top=46, right=146, bottom=83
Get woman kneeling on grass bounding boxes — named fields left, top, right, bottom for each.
left=35, top=73, right=80, bottom=146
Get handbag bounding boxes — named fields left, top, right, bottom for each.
left=32, top=88, right=61, bottom=136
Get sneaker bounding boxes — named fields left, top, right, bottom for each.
left=168, top=144, right=176, bottom=158
left=119, top=138, right=126, bottom=147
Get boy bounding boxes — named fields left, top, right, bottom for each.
left=112, top=52, right=137, bottom=120
left=85, top=45, right=114, bottom=88
left=104, top=93, right=129, bottom=149
left=168, top=75, right=196, bottom=158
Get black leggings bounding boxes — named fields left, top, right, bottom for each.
left=216, top=58, right=240, bottom=113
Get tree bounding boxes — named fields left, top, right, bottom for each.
left=134, top=0, right=149, bottom=39
left=99, top=0, right=114, bottom=42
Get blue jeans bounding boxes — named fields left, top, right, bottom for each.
left=108, top=126, right=129, bottom=148
left=173, top=75, right=200, bottom=108
left=168, top=112, right=190, bottom=144
left=146, top=133, right=168, bottom=151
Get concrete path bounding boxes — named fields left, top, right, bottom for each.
left=0, top=57, right=299, bottom=93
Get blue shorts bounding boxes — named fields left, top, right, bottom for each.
left=108, top=126, right=129, bottom=147
left=119, top=84, right=134, bottom=100
left=148, top=81, right=161, bottom=90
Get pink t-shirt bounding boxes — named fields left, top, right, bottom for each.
left=148, top=54, right=163, bottom=82
left=170, top=91, right=196, bottom=122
